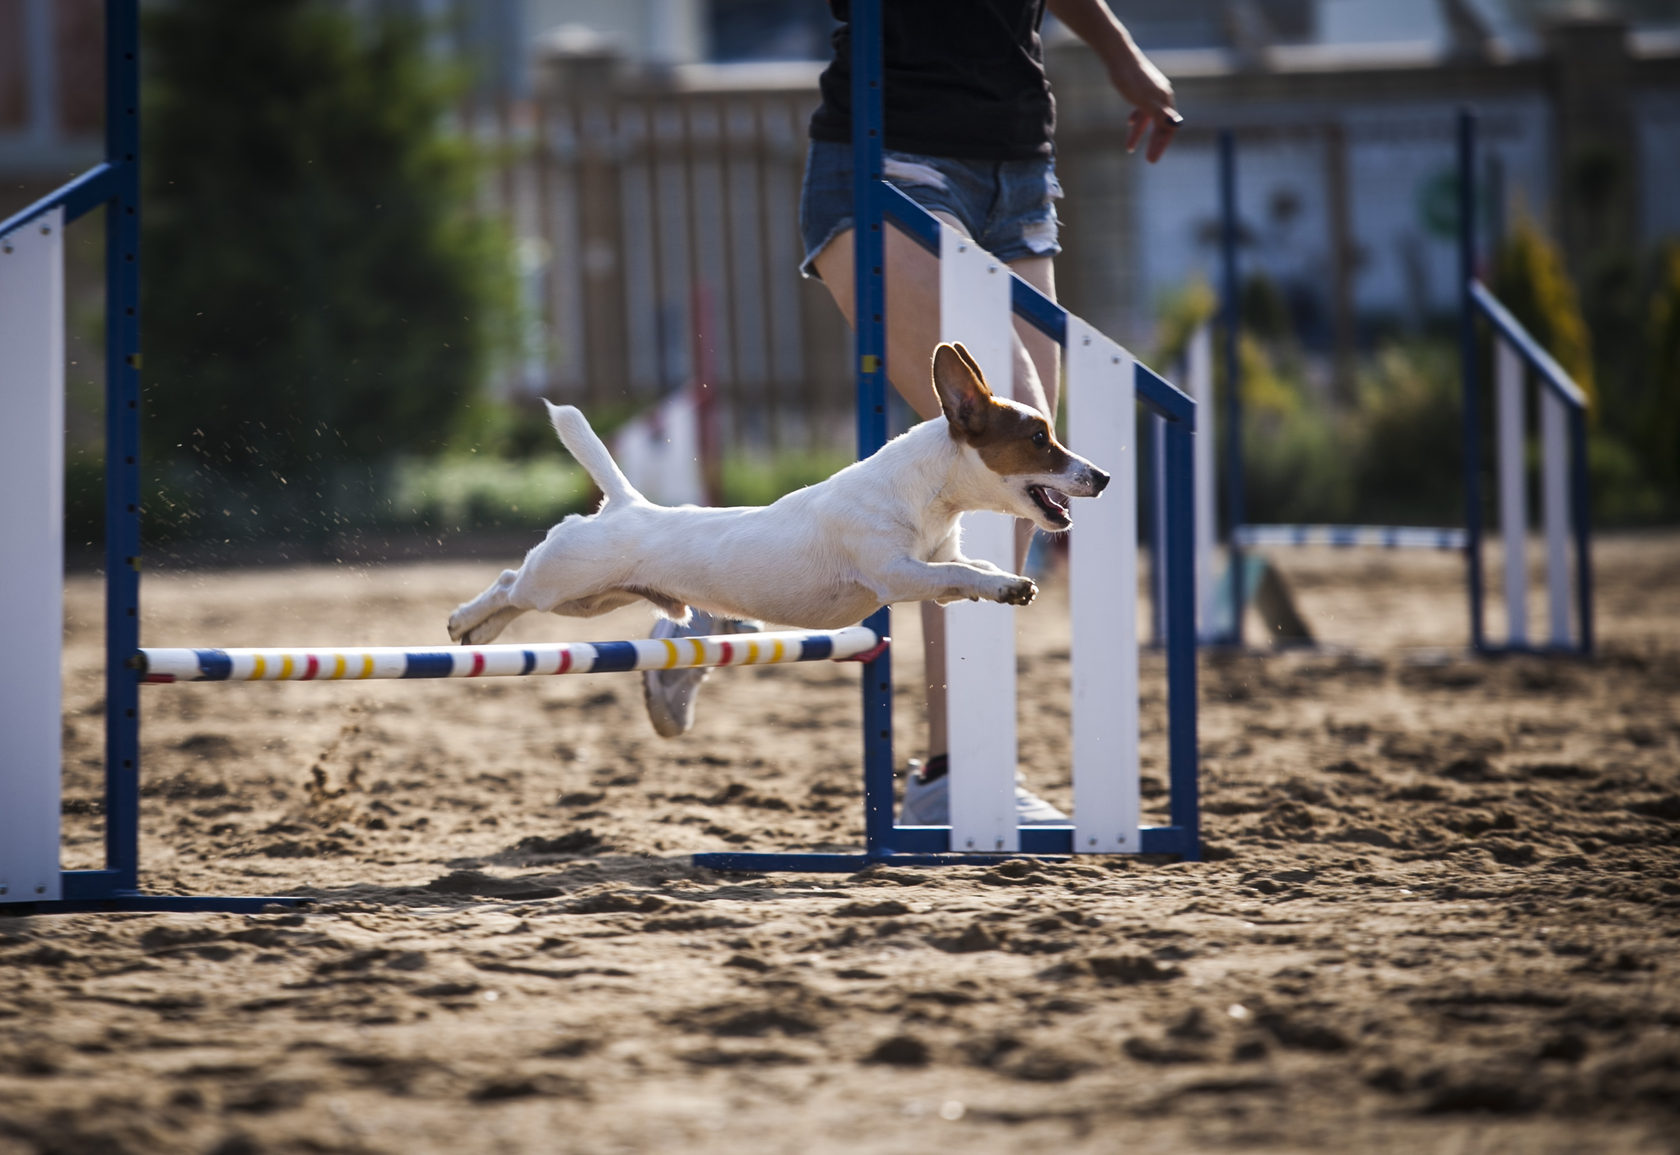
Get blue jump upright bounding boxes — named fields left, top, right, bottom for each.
left=1458, top=111, right=1593, bottom=656
left=0, top=1, right=294, bottom=914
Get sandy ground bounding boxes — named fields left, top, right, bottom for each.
left=3, top=532, right=1678, bottom=1155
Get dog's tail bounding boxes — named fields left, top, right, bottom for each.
left=544, top=401, right=645, bottom=508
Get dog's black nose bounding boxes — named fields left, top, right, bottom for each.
left=1090, top=468, right=1110, bottom=496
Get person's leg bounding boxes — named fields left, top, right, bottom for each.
left=1008, top=253, right=1060, bottom=415
left=1006, top=253, right=1059, bottom=571
left=810, top=216, right=975, bottom=419
left=811, top=219, right=957, bottom=763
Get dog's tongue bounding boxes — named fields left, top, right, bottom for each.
left=1043, top=487, right=1069, bottom=512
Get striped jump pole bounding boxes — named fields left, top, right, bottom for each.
left=1234, top=525, right=1468, bottom=551
left=138, top=626, right=887, bottom=684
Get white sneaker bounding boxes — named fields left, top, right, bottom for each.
left=898, top=758, right=1069, bottom=826
left=640, top=611, right=758, bottom=738
left=1012, top=783, right=1072, bottom=824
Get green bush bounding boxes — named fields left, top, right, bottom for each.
left=65, top=451, right=107, bottom=555
left=1239, top=399, right=1352, bottom=525
left=443, top=395, right=649, bottom=461
left=1153, top=276, right=1356, bottom=525
left=1149, top=277, right=1218, bottom=370
left=388, top=455, right=592, bottom=531
left=1350, top=340, right=1464, bottom=525
left=141, top=0, right=517, bottom=493
left=1488, top=215, right=1680, bottom=525
left=130, top=452, right=593, bottom=546
left=1491, top=213, right=1595, bottom=406
left=1586, top=433, right=1665, bottom=525
left=1229, top=327, right=1350, bottom=525
left=140, top=459, right=392, bottom=546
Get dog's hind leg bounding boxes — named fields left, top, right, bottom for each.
left=634, top=588, right=692, bottom=623
left=541, top=586, right=689, bottom=622
left=448, top=568, right=524, bottom=644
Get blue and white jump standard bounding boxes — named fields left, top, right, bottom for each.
left=0, top=0, right=184, bottom=913
left=691, top=0, right=1201, bottom=871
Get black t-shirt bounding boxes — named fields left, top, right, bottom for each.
left=809, top=0, right=1054, bottom=160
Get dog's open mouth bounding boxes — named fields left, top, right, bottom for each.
left=1028, top=484, right=1073, bottom=529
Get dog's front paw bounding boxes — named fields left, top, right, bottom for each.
left=990, top=574, right=1038, bottom=607
left=449, top=605, right=502, bottom=645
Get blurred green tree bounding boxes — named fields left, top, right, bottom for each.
left=1351, top=340, right=1464, bottom=525
left=141, top=0, right=515, bottom=485
left=1490, top=212, right=1595, bottom=406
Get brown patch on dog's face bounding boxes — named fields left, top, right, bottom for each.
left=932, top=342, right=1068, bottom=471
left=929, top=341, right=1109, bottom=530
left=973, top=401, right=1107, bottom=530
left=966, top=402, right=1071, bottom=476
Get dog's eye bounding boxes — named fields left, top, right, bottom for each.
left=1032, top=430, right=1049, bottom=449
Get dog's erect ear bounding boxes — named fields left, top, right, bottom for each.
left=931, top=342, right=995, bottom=439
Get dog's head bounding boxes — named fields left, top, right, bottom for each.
left=930, top=342, right=1109, bottom=532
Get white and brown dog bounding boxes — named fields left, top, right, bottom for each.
left=447, top=343, right=1108, bottom=643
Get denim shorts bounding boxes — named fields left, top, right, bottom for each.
left=798, top=139, right=1063, bottom=278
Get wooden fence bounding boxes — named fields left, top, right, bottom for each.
left=503, top=46, right=853, bottom=452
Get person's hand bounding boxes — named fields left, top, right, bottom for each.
left=1048, top=0, right=1182, bottom=161
left=1109, top=51, right=1180, bottom=162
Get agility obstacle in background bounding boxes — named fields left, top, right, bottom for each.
left=0, top=0, right=1194, bottom=913
left=1181, top=115, right=1592, bottom=654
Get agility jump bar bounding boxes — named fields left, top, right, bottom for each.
left=1234, top=524, right=1468, bottom=551
left=137, top=625, right=886, bottom=684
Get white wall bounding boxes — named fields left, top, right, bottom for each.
left=1132, top=96, right=1551, bottom=334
